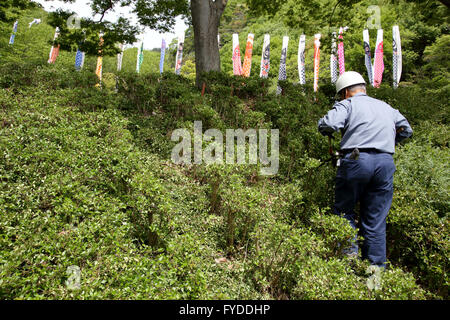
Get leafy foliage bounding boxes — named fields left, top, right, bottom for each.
left=0, top=1, right=448, bottom=300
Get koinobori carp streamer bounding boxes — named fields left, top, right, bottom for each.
left=175, top=34, right=184, bottom=75
left=298, top=35, right=306, bottom=85
left=159, top=39, right=166, bottom=74
left=48, top=27, right=60, bottom=64
left=136, top=41, right=144, bottom=73
left=95, top=32, right=104, bottom=83
left=337, top=27, right=348, bottom=75
left=117, top=43, right=124, bottom=72
left=330, top=32, right=338, bottom=83
left=232, top=33, right=243, bottom=76
left=373, top=29, right=384, bottom=88
left=242, top=33, right=254, bottom=77
left=313, top=33, right=321, bottom=92
left=363, top=29, right=374, bottom=86
left=9, top=20, right=18, bottom=45
left=392, top=26, right=402, bottom=89
left=260, top=34, right=270, bottom=78
left=276, top=36, right=289, bottom=95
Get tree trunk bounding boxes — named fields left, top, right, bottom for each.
left=191, top=0, right=227, bottom=88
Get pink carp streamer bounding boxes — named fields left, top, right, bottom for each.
left=373, top=29, right=384, bottom=88
left=242, top=33, right=254, bottom=77
left=48, top=27, right=60, bottom=64
left=313, top=34, right=321, bottom=92
left=337, top=27, right=348, bottom=75
left=232, top=34, right=243, bottom=76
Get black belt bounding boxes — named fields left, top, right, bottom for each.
left=341, top=148, right=382, bottom=154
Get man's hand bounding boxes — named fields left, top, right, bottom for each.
left=325, top=131, right=334, bottom=139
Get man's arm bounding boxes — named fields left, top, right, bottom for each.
left=394, top=109, right=413, bottom=144
left=318, top=101, right=350, bottom=136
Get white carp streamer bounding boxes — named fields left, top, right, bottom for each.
left=392, top=26, right=402, bottom=89
left=9, top=20, right=18, bottom=45
left=298, top=35, right=306, bottom=85
left=159, top=39, right=166, bottom=74
left=136, top=41, right=144, bottom=73
left=363, top=29, right=374, bottom=86
left=117, top=43, right=124, bottom=72
left=260, top=34, right=270, bottom=78
left=330, top=32, right=338, bottom=83
left=175, top=34, right=185, bottom=75
left=28, top=18, right=41, bottom=28
left=276, top=36, right=289, bottom=95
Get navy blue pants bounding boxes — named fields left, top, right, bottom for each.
left=333, top=151, right=396, bottom=267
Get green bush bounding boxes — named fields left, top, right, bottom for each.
left=0, top=6, right=448, bottom=298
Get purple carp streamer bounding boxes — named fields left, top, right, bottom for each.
left=175, top=35, right=184, bottom=75
left=276, top=36, right=289, bottom=95
left=9, top=20, right=18, bottom=45
left=298, top=35, right=306, bottom=85
left=260, top=34, right=270, bottom=78
left=330, top=32, right=338, bottom=83
left=232, top=34, right=243, bottom=76
left=373, top=29, right=384, bottom=88
left=363, top=29, right=374, bottom=86
left=159, top=39, right=166, bottom=74
left=392, top=26, right=402, bottom=89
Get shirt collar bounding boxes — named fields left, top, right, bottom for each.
left=352, top=92, right=367, bottom=97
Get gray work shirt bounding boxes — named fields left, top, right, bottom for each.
left=318, top=92, right=413, bottom=154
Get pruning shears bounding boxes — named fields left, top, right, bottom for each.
left=328, top=135, right=341, bottom=167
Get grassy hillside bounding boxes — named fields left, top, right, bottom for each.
left=0, top=3, right=448, bottom=299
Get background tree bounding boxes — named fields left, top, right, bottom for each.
left=0, top=0, right=35, bottom=21
left=5, top=0, right=448, bottom=87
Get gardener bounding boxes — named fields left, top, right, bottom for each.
left=317, top=71, right=412, bottom=268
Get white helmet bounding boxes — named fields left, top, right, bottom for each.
left=335, top=71, right=366, bottom=94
